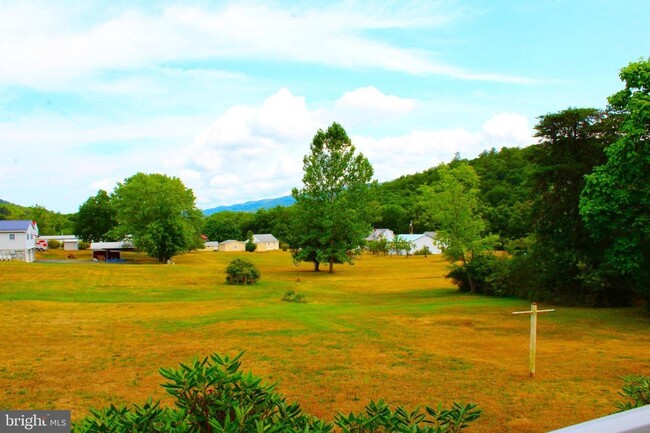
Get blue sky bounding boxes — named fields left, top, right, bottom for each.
left=1, top=0, right=647, bottom=213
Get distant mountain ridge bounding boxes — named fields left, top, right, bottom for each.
left=203, top=195, right=295, bottom=215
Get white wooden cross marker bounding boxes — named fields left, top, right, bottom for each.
left=512, top=303, right=555, bottom=377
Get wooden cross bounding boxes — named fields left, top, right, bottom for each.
left=512, top=303, right=555, bottom=377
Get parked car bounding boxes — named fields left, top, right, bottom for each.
left=35, top=239, right=49, bottom=251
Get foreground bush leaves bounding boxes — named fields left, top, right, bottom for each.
left=74, top=352, right=481, bottom=433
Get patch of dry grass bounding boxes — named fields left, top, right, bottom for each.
left=1, top=251, right=649, bottom=432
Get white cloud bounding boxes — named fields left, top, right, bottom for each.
left=334, top=86, right=416, bottom=125
left=482, top=112, right=532, bottom=146
left=0, top=2, right=531, bottom=90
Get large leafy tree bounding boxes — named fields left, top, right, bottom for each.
left=417, top=163, right=497, bottom=292
left=112, top=173, right=203, bottom=262
left=291, top=122, right=374, bottom=273
left=581, top=58, right=650, bottom=305
left=203, top=211, right=248, bottom=242
left=72, top=190, right=117, bottom=242
left=527, top=107, right=629, bottom=305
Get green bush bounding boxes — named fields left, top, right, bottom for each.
left=225, top=258, right=260, bottom=285
left=615, top=375, right=650, bottom=412
left=245, top=241, right=257, bottom=252
left=78, top=241, right=90, bottom=250
left=48, top=239, right=61, bottom=249
left=73, top=352, right=481, bottom=433
left=446, top=254, right=509, bottom=296
left=282, top=290, right=307, bottom=303
left=280, top=242, right=289, bottom=251
left=414, top=246, right=432, bottom=256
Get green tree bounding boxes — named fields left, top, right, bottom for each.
left=23, top=205, right=73, bottom=235
left=581, top=58, right=650, bottom=306
left=202, top=210, right=256, bottom=242
left=72, top=190, right=117, bottom=242
left=527, top=107, right=629, bottom=306
left=418, top=163, right=498, bottom=293
left=469, top=147, right=536, bottom=243
left=291, top=122, right=374, bottom=273
left=112, top=173, right=203, bottom=262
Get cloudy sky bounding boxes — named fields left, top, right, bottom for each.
left=1, top=1, right=647, bottom=213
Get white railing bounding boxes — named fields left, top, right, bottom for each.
left=549, top=405, right=650, bottom=433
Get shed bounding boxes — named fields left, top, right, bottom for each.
left=90, top=241, right=134, bottom=261
left=219, top=240, right=246, bottom=252
left=63, top=239, right=79, bottom=251
left=253, top=234, right=280, bottom=252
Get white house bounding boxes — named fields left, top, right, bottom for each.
left=0, top=220, right=38, bottom=262
left=391, top=233, right=441, bottom=255
left=253, top=234, right=280, bottom=251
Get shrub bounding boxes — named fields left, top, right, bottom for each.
left=414, top=246, right=432, bottom=256
left=245, top=241, right=257, bottom=252
left=73, top=352, right=481, bottom=433
left=615, top=375, right=650, bottom=412
left=446, top=254, right=509, bottom=296
left=280, top=242, right=289, bottom=251
left=225, top=258, right=260, bottom=285
left=282, top=290, right=307, bottom=303
left=48, top=239, right=61, bottom=249
left=78, top=241, right=90, bottom=250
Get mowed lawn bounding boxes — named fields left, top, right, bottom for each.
left=1, top=251, right=649, bottom=433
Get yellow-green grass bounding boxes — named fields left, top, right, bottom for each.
left=1, top=251, right=648, bottom=433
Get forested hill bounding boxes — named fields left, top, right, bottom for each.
left=368, top=146, right=536, bottom=240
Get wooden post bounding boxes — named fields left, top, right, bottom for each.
left=512, top=303, right=555, bottom=377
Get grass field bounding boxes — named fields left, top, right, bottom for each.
left=1, top=250, right=649, bottom=432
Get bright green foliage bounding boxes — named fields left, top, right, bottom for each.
left=335, top=400, right=481, bottom=433
left=203, top=211, right=249, bottom=242
left=281, top=290, right=307, bottom=303
left=389, top=235, right=412, bottom=256
left=367, top=237, right=389, bottom=255
left=112, top=173, right=204, bottom=263
left=73, top=352, right=480, bottom=433
left=615, top=375, right=650, bottom=412
left=0, top=205, right=10, bottom=220
left=418, top=164, right=497, bottom=292
left=581, top=58, right=650, bottom=305
left=24, top=204, right=73, bottom=235
left=469, top=147, right=536, bottom=243
left=245, top=231, right=257, bottom=252
left=225, top=258, right=260, bottom=285
left=291, top=123, right=374, bottom=273
left=73, top=190, right=117, bottom=242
